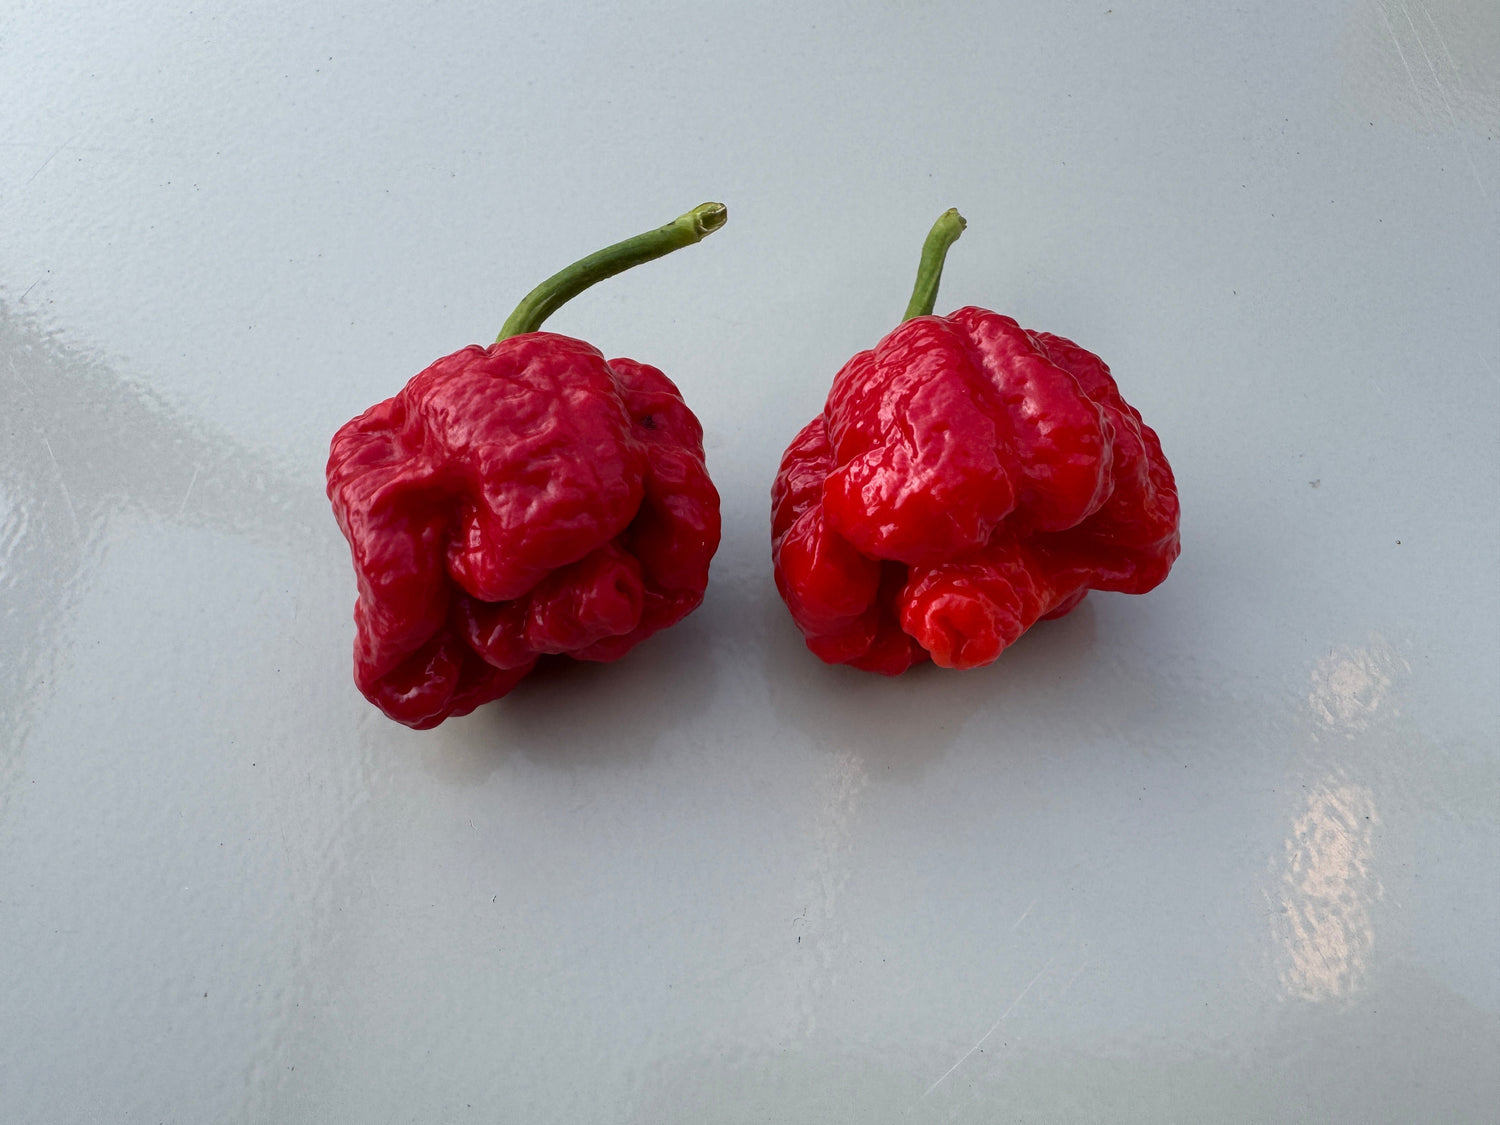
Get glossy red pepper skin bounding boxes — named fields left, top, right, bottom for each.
left=772, top=306, right=1179, bottom=674
left=328, top=332, right=719, bottom=728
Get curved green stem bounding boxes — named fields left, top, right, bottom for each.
left=901, top=208, right=967, bottom=321
left=497, top=202, right=728, bottom=342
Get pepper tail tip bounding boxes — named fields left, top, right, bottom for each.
left=687, top=202, right=728, bottom=238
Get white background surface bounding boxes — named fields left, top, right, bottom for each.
left=2, top=1, right=1497, bottom=1121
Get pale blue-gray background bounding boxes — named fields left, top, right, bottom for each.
left=2, top=1, right=1496, bottom=1120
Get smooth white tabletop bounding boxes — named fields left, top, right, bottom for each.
left=3, top=2, right=1497, bottom=1121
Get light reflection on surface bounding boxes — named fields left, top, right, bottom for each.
left=0, top=303, right=322, bottom=814
left=788, top=747, right=870, bottom=1042
left=1271, top=641, right=1404, bottom=1002
left=1274, top=781, right=1382, bottom=1002
left=1307, top=639, right=1407, bottom=734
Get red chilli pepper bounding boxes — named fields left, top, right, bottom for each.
left=771, top=209, right=1180, bottom=675
left=328, top=204, right=726, bottom=728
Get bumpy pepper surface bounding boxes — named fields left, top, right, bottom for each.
left=328, top=205, right=724, bottom=728
left=771, top=211, right=1179, bottom=674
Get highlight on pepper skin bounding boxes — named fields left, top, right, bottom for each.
left=769, top=211, right=1180, bottom=676
left=327, top=205, right=727, bottom=728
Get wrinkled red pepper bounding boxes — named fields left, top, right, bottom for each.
left=772, top=209, right=1179, bottom=674
left=328, top=204, right=726, bottom=728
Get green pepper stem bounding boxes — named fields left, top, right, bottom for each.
left=496, top=203, right=728, bottom=342
left=901, top=208, right=967, bottom=322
